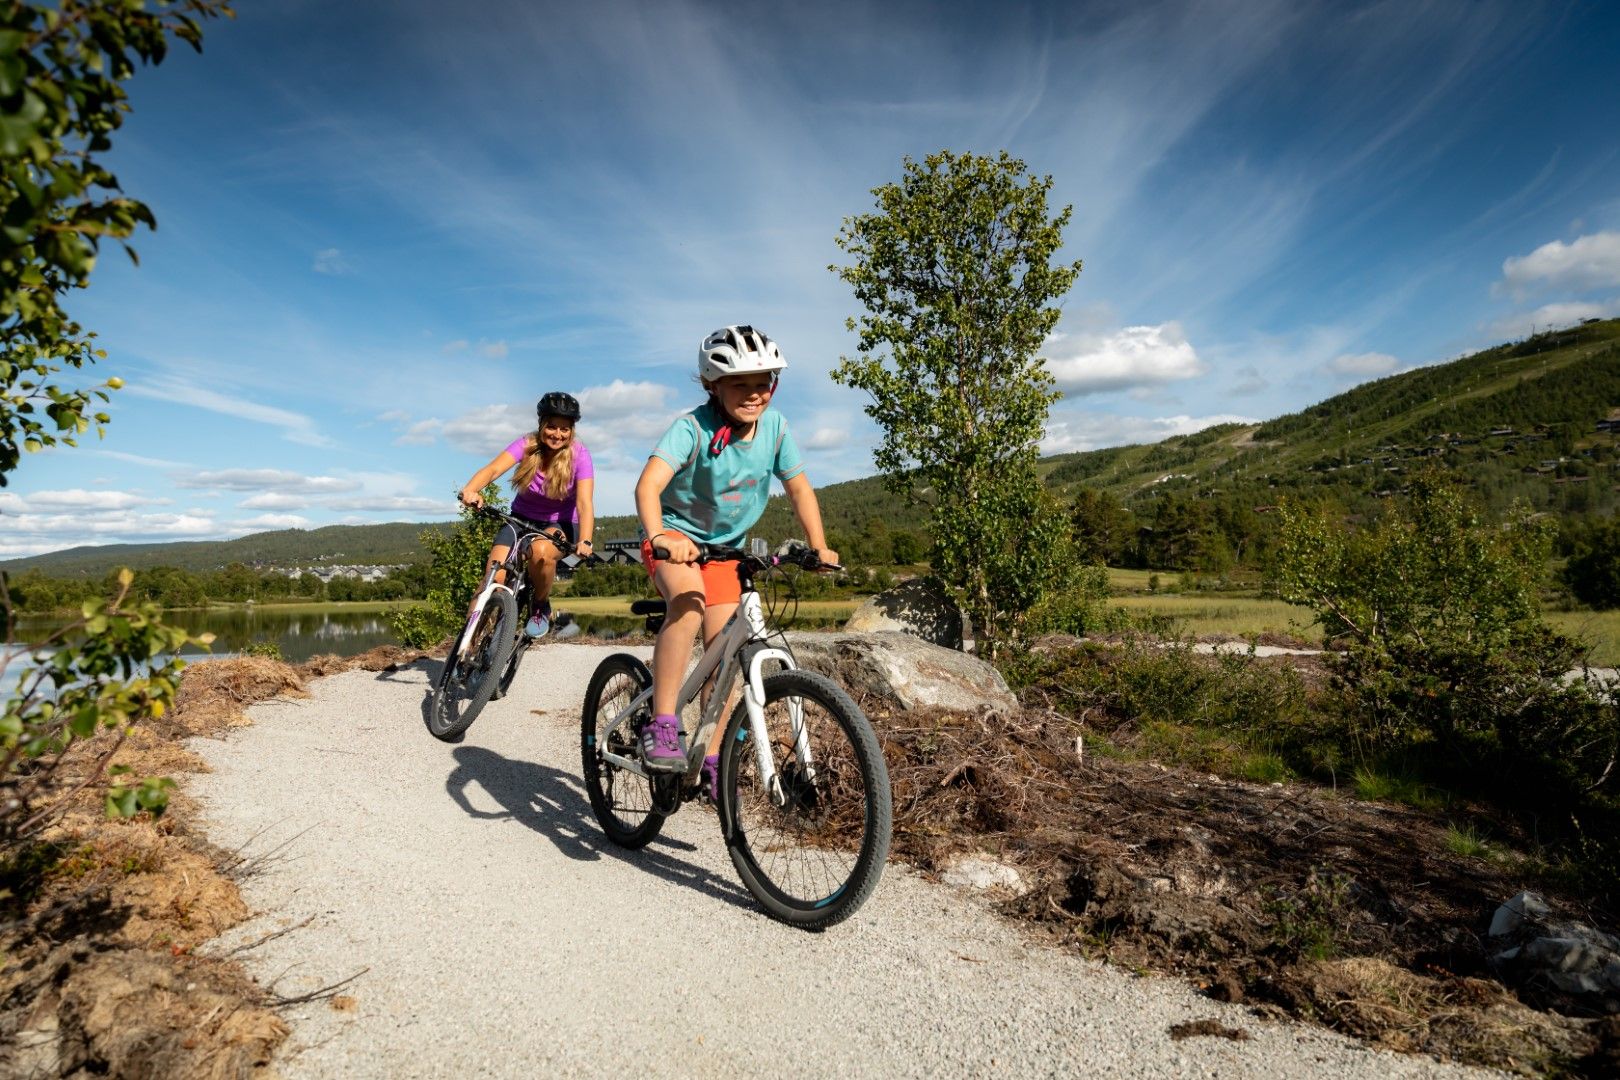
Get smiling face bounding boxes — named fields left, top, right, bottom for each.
left=712, top=371, right=776, bottom=429
left=539, top=416, right=575, bottom=451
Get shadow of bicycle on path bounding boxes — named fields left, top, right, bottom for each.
left=443, top=745, right=754, bottom=913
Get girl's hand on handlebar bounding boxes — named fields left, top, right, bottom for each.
left=815, top=547, right=840, bottom=571
left=655, top=531, right=700, bottom=564
left=458, top=489, right=484, bottom=510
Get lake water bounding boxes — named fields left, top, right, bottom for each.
left=10, top=604, right=846, bottom=665
left=14, top=606, right=405, bottom=664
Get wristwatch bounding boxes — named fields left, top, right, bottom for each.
left=580, top=539, right=594, bottom=549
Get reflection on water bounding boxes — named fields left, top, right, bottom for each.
left=15, top=606, right=403, bottom=664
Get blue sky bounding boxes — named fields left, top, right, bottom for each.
left=5, top=0, right=1620, bottom=557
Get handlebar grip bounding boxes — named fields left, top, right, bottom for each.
left=652, top=546, right=671, bottom=561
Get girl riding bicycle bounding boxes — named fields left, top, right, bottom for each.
left=458, top=391, right=595, bottom=639
left=634, top=325, right=836, bottom=791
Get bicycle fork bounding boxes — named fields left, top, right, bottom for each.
left=742, top=646, right=813, bottom=808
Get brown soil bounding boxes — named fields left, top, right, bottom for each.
left=0, top=648, right=421, bottom=1079
left=863, top=695, right=1617, bottom=1075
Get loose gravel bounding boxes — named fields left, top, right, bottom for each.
left=188, top=643, right=1496, bottom=1078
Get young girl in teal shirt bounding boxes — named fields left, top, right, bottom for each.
left=634, top=326, right=837, bottom=791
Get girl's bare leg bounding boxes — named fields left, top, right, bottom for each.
left=651, top=561, right=705, bottom=717
left=470, top=544, right=512, bottom=614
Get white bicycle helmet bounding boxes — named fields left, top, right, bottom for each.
left=698, top=324, right=787, bottom=383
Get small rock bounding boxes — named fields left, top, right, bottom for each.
left=1489, top=890, right=1551, bottom=937
left=941, top=855, right=1024, bottom=892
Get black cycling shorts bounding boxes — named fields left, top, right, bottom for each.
left=495, top=515, right=575, bottom=552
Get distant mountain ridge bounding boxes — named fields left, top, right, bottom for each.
left=7, top=319, right=1618, bottom=578
left=0, top=522, right=452, bottom=578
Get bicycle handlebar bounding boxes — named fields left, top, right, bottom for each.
left=465, top=503, right=573, bottom=553
left=650, top=539, right=842, bottom=573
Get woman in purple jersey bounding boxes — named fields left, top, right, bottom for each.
left=457, top=391, right=595, bottom=638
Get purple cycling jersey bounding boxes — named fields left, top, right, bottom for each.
left=504, top=435, right=593, bottom=523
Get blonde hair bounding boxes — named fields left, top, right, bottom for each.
left=510, top=427, right=576, bottom=501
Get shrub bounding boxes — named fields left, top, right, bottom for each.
left=391, top=489, right=503, bottom=649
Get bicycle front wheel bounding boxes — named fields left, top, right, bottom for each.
left=581, top=653, right=664, bottom=849
left=719, top=670, right=891, bottom=929
left=427, top=589, right=517, bottom=741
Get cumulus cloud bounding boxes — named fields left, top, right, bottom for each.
left=1326, top=352, right=1399, bottom=378
left=1227, top=365, right=1268, bottom=396
left=0, top=509, right=222, bottom=556
left=1041, top=411, right=1256, bottom=454
left=12, top=489, right=169, bottom=511
left=1485, top=298, right=1620, bottom=338
left=312, top=247, right=352, bottom=275
left=1043, top=322, right=1206, bottom=394
left=801, top=428, right=843, bottom=451
left=395, top=418, right=444, bottom=446
left=236, top=513, right=312, bottom=530
left=1500, top=231, right=1620, bottom=295
left=175, top=469, right=362, bottom=494
left=238, top=492, right=310, bottom=511
left=440, top=404, right=531, bottom=453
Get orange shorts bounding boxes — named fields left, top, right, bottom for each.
left=641, top=539, right=741, bottom=608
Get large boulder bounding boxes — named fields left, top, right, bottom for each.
left=843, top=577, right=964, bottom=650
left=782, top=630, right=1015, bottom=714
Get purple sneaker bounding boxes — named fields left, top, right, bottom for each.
left=638, top=713, right=685, bottom=772
left=699, top=753, right=721, bottom=802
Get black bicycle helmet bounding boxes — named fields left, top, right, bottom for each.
left=537, top=391, right=581, bottom=423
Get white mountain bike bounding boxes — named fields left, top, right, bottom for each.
left=580, top=540, right=892, bottom=930
left=428, top=506, right=570, bottom=742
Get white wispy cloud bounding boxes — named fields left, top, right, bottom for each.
left=1041, top=410, right=1255, bottom=454
left=1485, top=298, right=1620, bottom=338
left=478, top=340, right=509, bottom=360
left=395, top=419, right=444, bottom=446
left=92, top=449, right=194, bottom=470
left=324, top=495, right=447, bottom=514
left=175, top=469, right=361, bottom=494
left=1044, top=323, right=1206, bottom=394
left=1500, top=231, right=1620, bottom=295
left=124, top=379, right=334, bottom=447
left=1326, top=352, right=1399, bottom=378
left=313, top=247, right=353, bottom=275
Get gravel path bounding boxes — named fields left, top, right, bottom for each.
left=188, top=643, right=1495, bottom=1078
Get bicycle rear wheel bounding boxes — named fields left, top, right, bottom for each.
left=427, top=589, right=517, bottom=741
left=719, top=670, right=891, bottom=929
left=581, top=653, right=664, bottom=848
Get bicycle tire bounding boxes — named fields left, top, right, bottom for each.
left=581, top=653, right=665, bottom=848
left=427, top=589, right=518, bottom=741
left=719, top=669, right=891, bottom=929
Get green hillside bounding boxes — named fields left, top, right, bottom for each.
left=1039, top=318, right=1620, bottom=517
left=7, top=319, right=1618, bottom=579
left=0, top=521, right=452, bottom=578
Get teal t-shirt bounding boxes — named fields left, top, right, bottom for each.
left=650, top=401, right=805, bottom=544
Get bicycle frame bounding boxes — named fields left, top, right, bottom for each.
left=449, top=511, right=567, bottom=662
left=598, top=584, right=811, bottom=806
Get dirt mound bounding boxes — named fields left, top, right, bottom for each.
left=0, top=940, right=286, bottom=1078
left=299, top=644, right=430, bottom=678
left=166, top=657, right=309, bottom=737
left=865, top=702, right=1614, bottom=1074
left=0, top=657, right=307, bottom=1077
